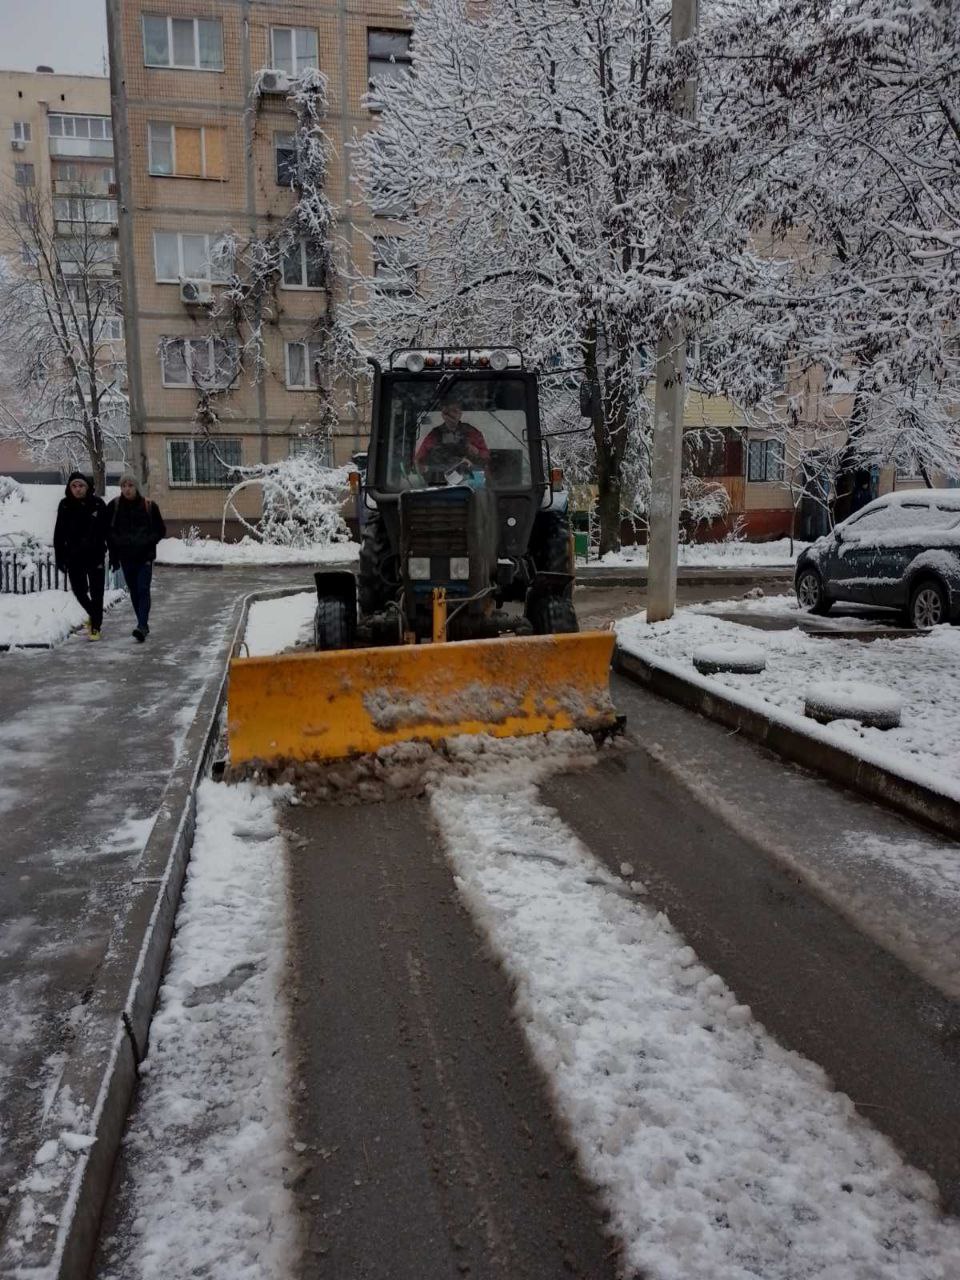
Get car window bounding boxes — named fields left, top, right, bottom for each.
left=845, top=504, right=915, bottom=532
left=844, top=501, right=960, bottom=538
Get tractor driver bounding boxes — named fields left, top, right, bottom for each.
left=414, top=400, right=490, bottom=480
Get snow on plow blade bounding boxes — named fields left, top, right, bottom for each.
left=227, top=631, right=617, bottom=766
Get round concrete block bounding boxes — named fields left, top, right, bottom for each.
left=804, top=681, right=902, bottom=729
left=692, top=643, right=767, bottom=676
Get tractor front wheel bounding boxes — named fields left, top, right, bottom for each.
left=526, top=593, right=579, bottom=635
left=314, top=597, right=354, bottom=651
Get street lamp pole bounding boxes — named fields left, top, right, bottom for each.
left=646, top=0, right=699, bottom=623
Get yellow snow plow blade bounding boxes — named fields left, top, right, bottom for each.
left=228, top=631, right=617, bottom=766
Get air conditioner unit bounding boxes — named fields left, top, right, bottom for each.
left=10, top=139, right=25, bottom=151
left=260, top=69, right=293, bottom=95
left=179, top=277, right=213, bottom=306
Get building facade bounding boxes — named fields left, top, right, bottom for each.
left=106, top=0, right=408, bottom=535
left=0, top=68, right=121, bottom=481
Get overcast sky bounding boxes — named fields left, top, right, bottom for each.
left=0, top=0, right=109, bottom=77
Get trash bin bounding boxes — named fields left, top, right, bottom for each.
left=574, top=531, right=589, bottom=560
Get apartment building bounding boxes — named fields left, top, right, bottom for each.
left=0, top=67, right=121, bottom=480
left=105, top=1, right=409, bottom=534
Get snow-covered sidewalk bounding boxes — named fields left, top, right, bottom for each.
left=587, top=537, right=804, bottom=569
left=156, top=536, right=357, bottom=566
left=0, top=589, right=125, bottom=648
left=616, top=595, right=960, bottom=802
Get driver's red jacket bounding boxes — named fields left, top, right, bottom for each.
left=415, top=423, right=490, bottom=467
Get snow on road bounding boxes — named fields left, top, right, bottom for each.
left=429, top=734, right=960, bottom=1280
left=617, top=596, right=960, bottom=802
left=98, top=780, right=296, bottom=1280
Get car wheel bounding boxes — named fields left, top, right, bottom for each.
left=314, top=597, right=354, bottom=650
left=795, top=568, right=832, bottom=615
left=908, top=578, right=948, bottom=629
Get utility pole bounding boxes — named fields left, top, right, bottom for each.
left=647, top=0, right=699, bottom=622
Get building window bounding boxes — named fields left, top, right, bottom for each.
left=53, top=161, right=115, bottom=186
left=153, top=231, right=232, bottom=282
left=372, top=236, right=415, bottom=295
left=48, top=114, right=112, bottom=140
left=275, top=132, right=297, bottom=186
left=53, top=196, right=117, bottom=223
left=167, top=438, right=242, bottom=487
left=142, top=15, right=223, bottom=71
left=12, top=121, right=31, bottom=142
left=270, top=27, right=318, bottom=75
left=747, top=438, right=785, bottom=483
left=290, top=434, right=330, bottom=464
left=148, top=123, right=225, bottom=179
left=285, top=340, right=324, bottom=389
left=99, top=316, right=124, bottom=342
left=367, top=29, right=413, bottom=107
left=14, top=163, right=35, bottom=187
left=281, top=239, right=324, bottom=289
left=160, top=337, right=238, bottom=389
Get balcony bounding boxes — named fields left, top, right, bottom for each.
left=49, top=137, right=113, bottom=160
left=53, top=179, right=112, bottom=197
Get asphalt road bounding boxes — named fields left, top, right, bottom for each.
left=283, top=797, right=622, bottom=1280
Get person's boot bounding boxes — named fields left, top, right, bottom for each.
left=132, top=627, right=145, bottom=643
left=89, top=628, right=102, bottom=641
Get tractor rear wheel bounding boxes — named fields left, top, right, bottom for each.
left=358, top=513, right=398, bottom=616
left=314, top=597, right=354, bottom=651
left=530, top=510, right=574, bottom=576
left=527, top=593, right=580, bottom=635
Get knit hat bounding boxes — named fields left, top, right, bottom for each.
left=119, top=472, right=141, bottom=492
left=65, top=470, right=91, bottom=497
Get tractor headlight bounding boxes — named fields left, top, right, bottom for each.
left=408, top=556, right=431, bottom=580
left=450, top=557, right=470, bottom=580
left=405, top=351, right=425, bottom=373
left=489, top=349, right=509, bottom=371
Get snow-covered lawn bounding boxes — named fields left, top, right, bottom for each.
left=244, top=593, right=316, bottom=655
left=0, top=589, right=125, bottom=648
left=430, top=734, right=960, bottom=1279
left=157, top=536, right=357, bottom=566
left=98, top=780, right=296, bottom=1280
left=617, top=595, right=960, bottom=800
left=0, top=482, right=119, bottom=545
left=588, top=537, right=804, bottom=569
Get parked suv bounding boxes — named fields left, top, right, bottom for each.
left=795, top=490, right=960, bottom=627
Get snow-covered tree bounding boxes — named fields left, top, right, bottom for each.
left=0, top=186, right=127, bottom=493
left=710, top=0, right=960, bottom=499
left=219, top=453, right=353, bottom=548
left=352, top=0, right=791, bottom=553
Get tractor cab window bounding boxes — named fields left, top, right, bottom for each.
left=379, top=376, right=532, bottom=491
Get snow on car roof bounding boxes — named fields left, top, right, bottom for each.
left=863, top=488, right=960, bottom=510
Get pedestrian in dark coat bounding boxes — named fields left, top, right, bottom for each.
left=105, top=474, right=167, bottom=643
left=53, top=470, right=108, bottom=640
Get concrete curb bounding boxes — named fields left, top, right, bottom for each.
left=577, top=565, right=796, bottom=589
left=0, top=589, right=295, bottom=1279
left=613, top=645, right=960, bottom=840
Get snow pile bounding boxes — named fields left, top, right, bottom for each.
left=244, top=593, right=317, bottom=656
left=692, top=642, right=766, bottom=674
left=428, top=737, right=960, bottom=1279
left=157, top=536, right=357, bottom=566
left=617, top=598, right=960, bottom=799
left=0, top=589, right=124, bottom=647
left=593, top=538, right=804, bottom=569
left=98, top=781, right=296, bottom=1280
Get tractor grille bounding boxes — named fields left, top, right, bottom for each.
left=402, top=490, right=470, bottom=556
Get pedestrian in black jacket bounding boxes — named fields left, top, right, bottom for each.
left=105, top=474, right=167, bottom=643
left=53, top=471, right=108, bottom=641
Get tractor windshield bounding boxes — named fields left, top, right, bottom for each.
left=377, top=375, right=533, bottom=491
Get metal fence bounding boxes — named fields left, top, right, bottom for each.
left=0, top=548, right=69, bottom=594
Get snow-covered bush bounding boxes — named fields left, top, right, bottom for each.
left=0, top=475, right=25, bottom=505
left=220, top=455, right=352, bottom=548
